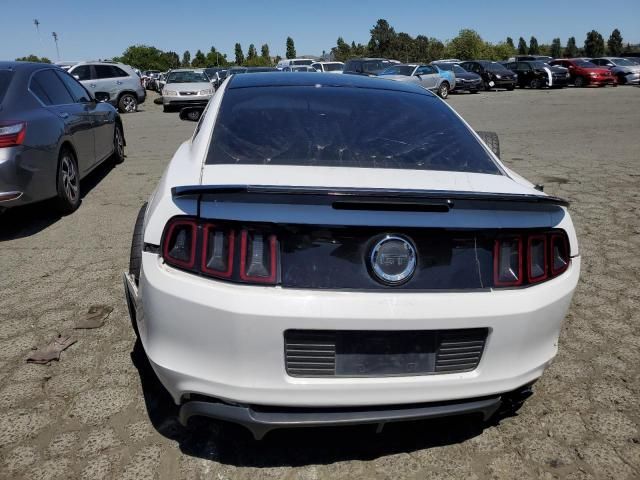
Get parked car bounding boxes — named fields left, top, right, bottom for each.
left=459, top=61, right=517, bottom=91
left=0, top=62, right=125, bottom=213
left=156, top=73, right=167, bottom=92
left=162, top=69, right=213, bottom=113
left=433, top=62, right=482, bottom=93
left=511, top=55, right=554, bottom=63
left=343, top=58, right=394, bottom=76
left=379, top=64, right=452, bottom=98
left=124, top=72, right=579, bottom=439
left=276, top=58, right=315, bottom=69
left=589, top=57, right=640, bottom=85
left=283, top=66, right=316, bottom=72
left=549, top=59, right=616, bottom=87
left=67, top=61, right=146, bottom=113
left=502, top=61, right=569, bottom=89
left=311, top=61, right=344, bottom=73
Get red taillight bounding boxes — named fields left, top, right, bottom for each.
left=494, top=231, right=570, bottom=288
left=201, top=225, right=234, bottom=278
left=239, top=230, right=277, bottom=284
left=550, top=233, right=570, bottom=276
left=161, top=218, right=279, bottom=285
left=527, top=235, right=548, bottom=283
left=162, top=219, right=197, bottom=269
left=493, top=236, right=523, bottom=287
left=0, top=122, right=26, bottom=148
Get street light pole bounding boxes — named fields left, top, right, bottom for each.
left=52, top=32, right=60, bottom=61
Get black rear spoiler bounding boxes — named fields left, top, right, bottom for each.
left=171, top=185, right=569, bottom=211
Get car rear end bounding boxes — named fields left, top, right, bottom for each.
left=129, top=75, right=580, bottom=437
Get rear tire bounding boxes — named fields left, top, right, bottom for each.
left=129, top=202, right=147, bottom=286
left=118, top=93, right=138, bottom=113
left=530, top=78, right=541, bottom=89
left=437, top=82, right=450, bottom=99
left=54, top=148, right=81, bottom=214
left=476, top=131, right=500, bottom=158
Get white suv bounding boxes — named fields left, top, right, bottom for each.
left=67, top=61, right=145, bottom=113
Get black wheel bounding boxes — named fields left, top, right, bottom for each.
left=54, top=148, right=81, bottom=214
left=129, top=202, right=147, bottom=286
left=118, top=93, right=137, bottom=113
left=574, top=76, right=585, bottom=87
left=112, top=123, right=125, bottom=164
left=529, top=78, right=541, bottom=89
left=437, top=82, right=449, bottom=99
left=476, top=131, right=500, bottom=158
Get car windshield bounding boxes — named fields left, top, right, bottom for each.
left=291, top=60, right=313, bottom=66
left=380, top=65, right=414, bottom=76
left=575, top=60, right=597, bottom=68
left=0, top=70, right=13, bottom=104
left=167, top=71, right=209, bottom=83
left=206, top=86, right=501, bottom=175
left=324, top=63, right=343, bottom=72
left=363, top=60, right=393, bottom=73
left=530, top=61, right=547, bottom=69
left=452, top=65, right=468, bottom=75
left=486, top=63, right=510, bottom=72
left=611, top=58, right=635, bottom=66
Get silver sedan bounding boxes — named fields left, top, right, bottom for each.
left=162, top=69, right=214, bottom=112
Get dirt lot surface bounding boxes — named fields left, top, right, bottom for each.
left=1, top=86, right=639, bottom=480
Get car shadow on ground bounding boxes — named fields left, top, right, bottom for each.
left=0, top=160, right=117, bottom=241
left=131, top=339, right=502, bottom=467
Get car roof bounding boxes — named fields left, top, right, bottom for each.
left=227, top=72, right=432, bottom=95
left=0, top=61, right=61, bottom=73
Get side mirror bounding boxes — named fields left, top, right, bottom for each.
left=94, top=92, right=110, bottom=103
left=179, top=106, right=204, bottom=122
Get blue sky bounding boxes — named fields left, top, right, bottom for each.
left=2, top=0, right=639, bottom=61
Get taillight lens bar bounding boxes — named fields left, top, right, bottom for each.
left=162, top=217, right=279, bottom=285
left=0, top=122, right=27, bottom=148
left=494, top=231, right=570, bottom=288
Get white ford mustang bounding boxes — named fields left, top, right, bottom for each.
left=124, top=73, right=580, bottom=439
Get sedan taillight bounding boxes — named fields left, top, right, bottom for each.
left=494, top=231, right=571, bottom=288
left=0, top=122, right=26, bottom=148
left=162, top=217, right=279, bottom=285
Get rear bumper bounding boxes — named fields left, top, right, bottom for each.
left=131, top=251, right=580, bottom=409
left=0, top=145, right=57, bottom=207
left=179, top=394, right=505, bottom=439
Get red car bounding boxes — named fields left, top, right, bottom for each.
left=550, top=59, right=617, bottom=87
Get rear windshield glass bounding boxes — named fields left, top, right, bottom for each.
left=0, top=70, right=13, bottom=103
left=206, top=86, right=501, bottom=174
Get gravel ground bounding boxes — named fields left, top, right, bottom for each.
left=1, top=86, right=639, bottom=480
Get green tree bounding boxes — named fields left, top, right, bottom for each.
left=161, top=51, right=180, bottom=69
left=286, top=37, right=296, bottom=59
left=426, top=38, right=445, bottom=62
left=528, top=36, right=539, bottom=54
left=506, top=37, right=515, bottom=49
left=492, top=42, right=515, bottom=60
left=414, top=35, right=430, bottom=62
left=332, top=37, right=351, bottom=61
left=394, top=32, right=415, bottom=62
left=260, top=44, right=270, bottom=62
left=447, top=29, right=490, bottom=60
left=550, top=38, right=562, bottom=58
left=517, top=37, right=527, bottom=55
left=181, top=50, right=191, bottom=67
left=368, top=19, right=396, bottom=58
left=565, top=37, right=578, bottom=57
left=191, top=49, right=206, bottom=67
left=247, top=44, right=257, bottom=61
left=234, top=43, right=244, bottom=65
left=607, top=29, right=623, bottom=56
left=15, top=54, right=51, bottom=63
left=584, top=30, right=605, bottom=57
left=114, top=45, right=172, bottom=70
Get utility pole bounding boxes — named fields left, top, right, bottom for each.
left=52, top=32, right=60, bottom=60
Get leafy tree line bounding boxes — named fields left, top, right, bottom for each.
left=330, top=20, right=635, bottom=63
left=21, top=24, right=633, bottom=71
